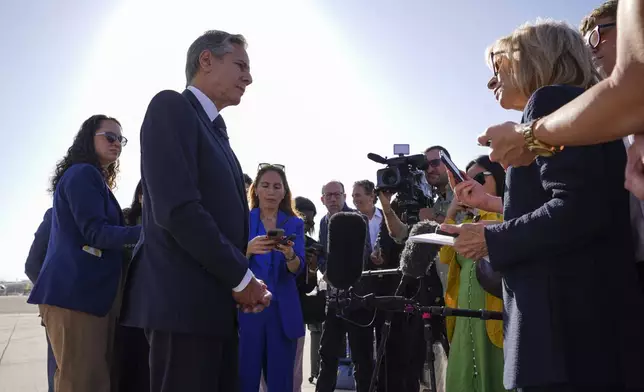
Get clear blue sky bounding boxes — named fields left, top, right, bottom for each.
left=0, top=0, right=598, bottom=280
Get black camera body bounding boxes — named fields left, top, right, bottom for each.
left=368, top=148, right=434, bottom=225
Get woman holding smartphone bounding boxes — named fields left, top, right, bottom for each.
left=240, top=163, right=306, bottom=392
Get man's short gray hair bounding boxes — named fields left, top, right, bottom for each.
left=185, top=30, right=247, bottom=85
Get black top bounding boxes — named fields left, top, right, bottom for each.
left=484, top=85, right=644, bottom=389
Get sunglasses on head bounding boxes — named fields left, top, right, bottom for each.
left=473, top=171, right=492, bottom=185
left=96, top=131, right=127, bottom=147
left=585, top=22, right=616, bottom=49
left=258, top=163, right=285, bottom=172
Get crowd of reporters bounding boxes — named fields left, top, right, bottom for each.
left=21, top=0, right=644, bottom=391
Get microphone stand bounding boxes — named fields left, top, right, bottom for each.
left=336, top=288, right=503, bottom=392
left=368, top=278, right=408, bottom=392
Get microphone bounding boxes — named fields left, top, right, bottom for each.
left=399, top=220, right=442, bottom=280
left=367, top=152, right=388, bottom=164
left=325, top=212, right=368, bottom=290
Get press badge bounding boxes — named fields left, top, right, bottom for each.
left=82, top=245, right=103, bottom=258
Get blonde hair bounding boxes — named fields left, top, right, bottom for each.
left=485, top=18, right=603, bottom=99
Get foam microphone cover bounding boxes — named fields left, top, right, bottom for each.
left=326, top=212, right=368, bottom=290
left=399, top=220, right=441, bottom=279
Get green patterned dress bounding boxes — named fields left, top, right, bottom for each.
left=444, top=254, right=510, bottom=392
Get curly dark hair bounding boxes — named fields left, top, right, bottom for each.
left=49, top=115, right=121, bottom=193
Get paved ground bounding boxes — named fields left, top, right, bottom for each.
left=0, top=296, right=345, bottom=392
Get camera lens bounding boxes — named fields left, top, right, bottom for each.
left=381, top=168, right=398, bottom=186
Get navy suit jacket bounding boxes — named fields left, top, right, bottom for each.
left=120, top=89, right=250, bottom=337
left=25, top=208, right=52, bottom=283
left=28, top=164, right=141, bottom=316
left=484, top=85, right=644, bottom=389
left=241, top=208, right=305, bottom=340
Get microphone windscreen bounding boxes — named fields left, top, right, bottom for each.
left=400, top=220, right=441, bottom=279
left=326, top=212, right=368, bottom=289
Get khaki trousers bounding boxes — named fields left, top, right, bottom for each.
left=40, top=304, right=118, bottom=392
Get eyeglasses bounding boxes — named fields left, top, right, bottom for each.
left=427, top=159, right=442, bottom=168
left=489, top=51, right=507, bottom=77
left=323, top=192, right=344, bottom=199
left=473, top=171, right=492, bottom=185
left=258, top=163, right=285, bottom=172
left=96, top=131, right=127, bottom=147
left=585, top=22, right=616, bottom=49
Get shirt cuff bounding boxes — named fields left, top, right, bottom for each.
left=232, top=269, right=254, bottom=292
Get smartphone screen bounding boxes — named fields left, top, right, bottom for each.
left=439, top=150, right=465, bottom=183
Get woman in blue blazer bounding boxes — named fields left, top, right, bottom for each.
left=239, top=164, right=306, bottom=392
left=28, top=115, right=141, bottom=392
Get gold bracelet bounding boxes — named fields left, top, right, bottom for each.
left=522, top=119, right=563, bottom=157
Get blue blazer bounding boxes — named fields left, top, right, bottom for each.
left=119, top=89, right=250, bottom=337
left=244, top=208, right=305, bottom=340
left=24, top=208, right=52, bottom=283
left=28, top=164, right=141, bottom=317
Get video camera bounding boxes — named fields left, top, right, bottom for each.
left=368, top=144, right=434, bottom=225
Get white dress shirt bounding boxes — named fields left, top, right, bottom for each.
left=368, top=207, right=383, bottom=249
left=187, top=85, right=254, bottom=292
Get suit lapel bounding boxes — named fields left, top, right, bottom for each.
left=182, top=90, right=247, bottom=205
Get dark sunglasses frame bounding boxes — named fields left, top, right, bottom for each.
left=586, top=22, right=616, bottom=49
left=473, top=171, right=492, bottom=185
left=427, top=158, right=442, bottom=168
left=258, top=163, right=285, bottom=172
left=96, top=131, right=128, bottom=146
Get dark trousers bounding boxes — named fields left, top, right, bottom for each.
left=316, top=311, right=375, bottom=392
left=145, top=329, right=238, bottom=392
left=46, top=331, right=56, bottom=392
left=307, top=323, right=323, bottom=379
left=115, top=326, right=150, bottom=392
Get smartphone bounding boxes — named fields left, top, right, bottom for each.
left=279, top=234, right=297, bottom=245
left=439, top=150, right=465, bottom=184
left=266, top=229, right=285, bottom=240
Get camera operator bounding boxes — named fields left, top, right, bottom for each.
left=317, top=181, right=375, bottom=392
left=421, top=146, right=455, bottom=224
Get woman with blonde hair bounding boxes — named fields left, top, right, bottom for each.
left=442, top=19, right=644, bottom=391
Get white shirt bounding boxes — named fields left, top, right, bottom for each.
left=368, top=208, right=383, bottom=249
left=623, top=135, right=644, bottom=262
left=187, top=85, right=253, bottom=292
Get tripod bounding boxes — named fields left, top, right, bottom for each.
left=360, top=287, right=502, bottom=392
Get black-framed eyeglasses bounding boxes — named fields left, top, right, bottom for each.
left=585, top=22, right=616, bottom=49
left=96, top=131, right=127, bottom=147
left=473, top=171, right=492, bottom=185
left=258, top=163, right=285, bottom=172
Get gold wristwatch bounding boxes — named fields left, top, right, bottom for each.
left=521, top=119, right=563, bottom=157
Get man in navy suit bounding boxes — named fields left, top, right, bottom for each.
left=120, top=30, right=271, bottom=392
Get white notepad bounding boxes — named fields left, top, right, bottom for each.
left=408, top=233, right=490, bottom=262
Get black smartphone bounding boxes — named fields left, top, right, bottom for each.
left=266, top=229, right=285, bottom=240
left=279, top=234, right=296, bottom=245
left=439, top=150, right=465, bottom=183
